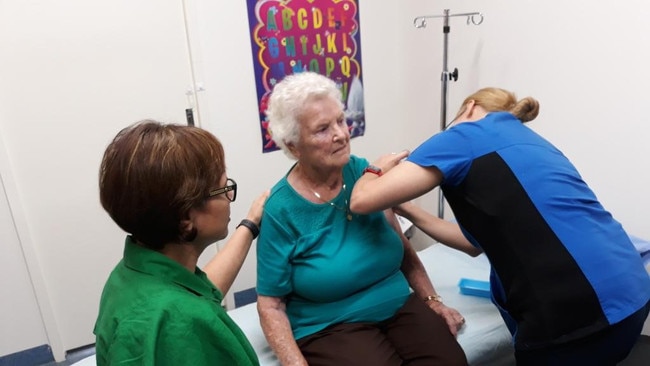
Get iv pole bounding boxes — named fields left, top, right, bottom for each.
left=413, top=9, right=484, bottom=218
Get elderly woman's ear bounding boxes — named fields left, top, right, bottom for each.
left=286, top=141, right=299, bottom=159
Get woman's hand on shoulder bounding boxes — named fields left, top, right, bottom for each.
left=371, top=150, right=409, bottom=174
left=246, top=189, right=270, bottom=225
left=427, top=301, right=466, bottom=337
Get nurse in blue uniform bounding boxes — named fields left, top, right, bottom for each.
left=351, top=87, right=650, bottom=365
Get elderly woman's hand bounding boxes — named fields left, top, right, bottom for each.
left=371, top=150, right=410, bottom=174
left=427, top=301, right=466, bottom=337
left=245, top=189, right=270, bottom=225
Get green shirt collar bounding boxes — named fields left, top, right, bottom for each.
left=122, top=236, right=223, bottom=301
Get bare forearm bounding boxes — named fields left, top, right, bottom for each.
left=203, top=225, right=255, bottom=295
left=350, top=157, right=441, bottom=214
left=258, top=300, right=307, bottom=366
left=401, top=235, right=466, bottom=336
left=401, top=240, right=438, bottom=299
left=391, top=210, right=465, bottom=336
left=204, top=191, right=269, bottom=294
left=399, top=204, right=482, bottom=256
left=384, top=209, right=438, bottom=298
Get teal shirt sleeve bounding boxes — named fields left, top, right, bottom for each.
left=256, top=181, right=298, bottom=297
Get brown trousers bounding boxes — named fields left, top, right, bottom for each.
left=296, top=294, right=468, bottom=366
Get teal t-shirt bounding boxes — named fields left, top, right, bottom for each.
left=257, top=155, right=410, bottom=340
left=94, top=236, right=259, bottom=366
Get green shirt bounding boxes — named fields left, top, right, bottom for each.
left=94, top=236, right=258, bottom=366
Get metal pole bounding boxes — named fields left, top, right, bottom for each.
left=413, top=9, right=483, bottom=219
left=438, top=9, right=450, bottom=219
left=441, top=9, right=450, bottom=134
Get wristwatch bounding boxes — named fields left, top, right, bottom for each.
left=363, top=165, right=383, bottom=176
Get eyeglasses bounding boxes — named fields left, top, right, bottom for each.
left=208, top=178, right=237, bottom=202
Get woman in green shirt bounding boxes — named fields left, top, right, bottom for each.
left=95, top=121, right=267, bottom=366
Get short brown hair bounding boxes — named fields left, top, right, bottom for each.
left=99, top=120, right=225, bottom=250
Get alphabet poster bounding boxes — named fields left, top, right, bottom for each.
left=246, top=0, right=365, bottom=152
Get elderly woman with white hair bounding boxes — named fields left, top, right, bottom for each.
left=255, top=72, right=468, bottom=366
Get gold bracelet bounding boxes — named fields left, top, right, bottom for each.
left=423, top=294, right=443, bottom=303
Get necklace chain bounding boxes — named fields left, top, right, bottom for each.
left=312, top=184, right=352, bottom=221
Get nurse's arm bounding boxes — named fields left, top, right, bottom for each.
left=350, top=160, right=443, bottom=214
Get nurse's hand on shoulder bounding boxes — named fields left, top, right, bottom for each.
left=370, top=150, right=410, bottom=174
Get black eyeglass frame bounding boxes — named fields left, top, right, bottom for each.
left=208, top=178, right=237, bottom=202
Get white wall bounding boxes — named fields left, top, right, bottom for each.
left=0, top=138, right=49, bottom=356
left=1, top=0, right=648, bottom=359
left=401, top=0, right=650, bottom=239
left=401, top=0, right=650, bottom=334
left=191, top=0, right=650, bottom=335
left=188, top=0, right=422, bottom=308
left=0, top=0, right=195, bottom=359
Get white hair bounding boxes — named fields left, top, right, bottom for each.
left=266, top=72, right=344, bottom=159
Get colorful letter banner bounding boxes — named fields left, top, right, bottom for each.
left=246, top=0, right=365, bottom=153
